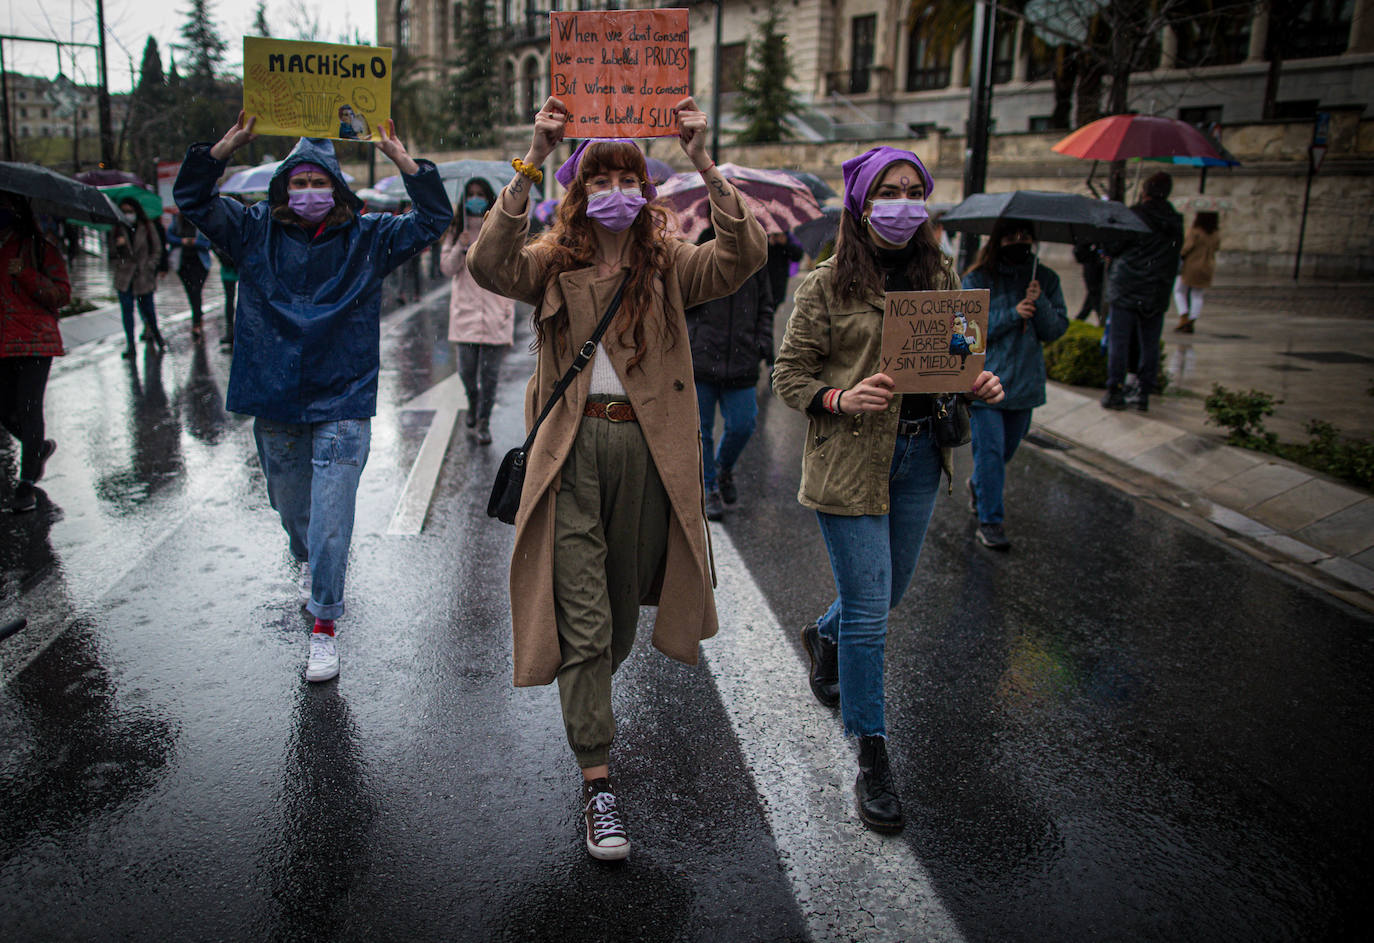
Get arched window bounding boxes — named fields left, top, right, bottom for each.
left=906, top=6, right=950, bottom=91
left=522, top=56, right=543, bottom=118
left=397, top=0, right=413, bottom=50
left=503, top=60, right=517, bottom=122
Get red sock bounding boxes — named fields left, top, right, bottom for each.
left=313, top=619, right=335, bottom=636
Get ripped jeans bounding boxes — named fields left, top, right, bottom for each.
left=253, top=418, right=371, bottom=620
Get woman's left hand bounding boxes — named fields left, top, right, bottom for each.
left=970, top=370, right=1004, bottom=404
left=672, top=97, right=712, bottom=171
left=376, top=119, right=419, bottom=175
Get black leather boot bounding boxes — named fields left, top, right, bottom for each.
left=856, top=735, right=904, bottom=833
left=800, top=623, right=839, bottom=708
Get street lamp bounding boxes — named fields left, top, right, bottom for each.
left=959, top=0, right=998, bottom=272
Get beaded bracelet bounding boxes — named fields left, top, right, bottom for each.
left=511, top=158, right=544, bottom=185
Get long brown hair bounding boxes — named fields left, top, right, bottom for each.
left=832, top=209, right=945, bottom=300
left=1193, top=211, right=1219, bottom=234
left=532, top=141, right=676, bottom=371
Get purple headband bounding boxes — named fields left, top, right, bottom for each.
left=841, top=146, right=934, bottom=220
left=290, top=162, right=326, bottom=178
left=554, top=139, right=658, bottom=200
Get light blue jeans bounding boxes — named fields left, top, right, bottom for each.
left=695, top=382, right=758, bottom=492
left=815, top=430, right=942, bottom=738
left=969, top=406, right=1034, bottom=525
left=253, top=418, right=371, bottom=621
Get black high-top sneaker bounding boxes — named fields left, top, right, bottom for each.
left=855, top=735, right=904, bottom=833
left=582, top=778, right=630, bottom=861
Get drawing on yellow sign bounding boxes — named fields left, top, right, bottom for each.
left=243, top=37, right=392, bottom=141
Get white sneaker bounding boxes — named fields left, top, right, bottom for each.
left=305, top=631, right=339, bottom=682
left=298, top=562, right=312, bottom=609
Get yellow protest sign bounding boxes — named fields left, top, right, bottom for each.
left=243, top=37, right=392, bottom=141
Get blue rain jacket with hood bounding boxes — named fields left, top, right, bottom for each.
left=174, top=137, right=452, bottom=422
left=961, top=256, right=1068, bottom=411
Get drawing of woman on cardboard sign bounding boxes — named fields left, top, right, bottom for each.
left=949, top=313, right=973, bottom=367
left=338, top=104, right=368, bottom=140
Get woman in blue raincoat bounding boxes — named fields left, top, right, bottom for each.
left=174, top=112, right=452, bottom=683
left=960, top=217, right=1067, bottom=552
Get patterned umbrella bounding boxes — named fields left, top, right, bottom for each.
left=1052, top=114, right=1226, bottom=162
left=533, top=198, right=561, bottom=225
left=656, top=162, right=822, bottom=238
left=666, top=190, right=783, bottom=244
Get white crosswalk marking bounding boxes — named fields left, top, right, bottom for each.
left=706, top=527, right=968, bottom=943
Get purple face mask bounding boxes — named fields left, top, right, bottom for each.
left=865, top=199, right=929, bottom=246
left=585, top=187, right=646, bottom=233
left=288, top=189, right=335, bottom=224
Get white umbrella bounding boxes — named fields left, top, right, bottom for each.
left=355, top=187, right=404, bottom=210
left=219, top=160, right=356, bottom=195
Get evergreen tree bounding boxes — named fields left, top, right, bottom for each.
left=253, top=1, right=272, bottom=37
left=180, top=0, right=229, bottom=81
left=734, top=1, right=802, bottom=144
left=138, top=37, right=166, bottom=91
left=450, top=0, right=500, bottom=147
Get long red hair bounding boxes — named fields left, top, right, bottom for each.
left=533, top=141, right=677, bottom=371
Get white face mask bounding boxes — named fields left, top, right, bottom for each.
left=123, top=211, right=138, bottom=225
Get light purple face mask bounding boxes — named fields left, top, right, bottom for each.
left=865, top=199, right=929, bottom=246
left=288, top=189, right=335, bottom=224
left=585, top=187, right=646, bottom=233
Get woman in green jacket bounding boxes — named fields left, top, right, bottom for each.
left=772, top=146, right=1003, bottom=834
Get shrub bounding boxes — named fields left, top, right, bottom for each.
left=1204, top=384, right=1279, bottom=447
left=58, top=297, right=99, bottom=317
left=1284, top=420, right=1374, bottom=491
left=1044, top=320, right=1108, bottom=387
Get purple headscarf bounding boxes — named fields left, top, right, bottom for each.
left=554, top=139, right=659, bottom=200
left=841, top=146, right=933, bottom=220
left=289, top=162, right=326, bottom=178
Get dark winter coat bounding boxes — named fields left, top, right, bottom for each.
left=1103, top=197, right=1184, bottom=314
left=961, top=259, right=1068, bottom=411
left=174, top=137, right=451, bottom=423
left=686, top=265, right=775, bottom=387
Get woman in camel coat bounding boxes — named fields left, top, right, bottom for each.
left=1174, top=211, right=1220, bottom=333
left=467, top=95, right=765, bottom=861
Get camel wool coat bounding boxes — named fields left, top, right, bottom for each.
left=467, top=190, right=767, bottom=687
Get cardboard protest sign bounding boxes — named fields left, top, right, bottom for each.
left=549, top=9, right=690, bottom=138
left=243, top=37, right=392, bottom=141
left=880, top=290, right=990, bottom=393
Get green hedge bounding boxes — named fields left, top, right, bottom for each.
left=1043, top=320, right=1168, bottom=391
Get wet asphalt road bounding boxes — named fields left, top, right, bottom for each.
left=1, top=283, right=1371, bottom=941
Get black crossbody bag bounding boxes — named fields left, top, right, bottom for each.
left=487, top=275, right=628, bottom=524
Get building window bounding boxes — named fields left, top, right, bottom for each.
left=851, top=15, right=876, bottom=94
left=906, top=7, right=950, bottom=91
left=1028, top=115, right=1056, bottom=132
left=453, top=2, right=463, bottom=40
left=502, top=61, right=516, bottom=120
left=1280, top=0, right=1353, bottom=59
left=1179, top=105, right=1223, bottom=127
left=397, top=0, right=412, bottom=50
left=1272, top=98, right=1320, bottom=119
left=1026, top=32, right=1056, bottom=82
left=19, top=107, right=27, bottom=118
left=991, top=11, right=1015, bottom=84
left=522, top=56, right=541, bottom=118
left=502, top=0, right=513, bottom=28
left=718, top=42, right=748, bottom=94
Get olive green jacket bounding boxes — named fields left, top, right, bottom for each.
left=771, top=255, right=960, bottom=515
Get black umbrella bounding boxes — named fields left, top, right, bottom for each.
left=794, top=205, right=842, bottom=258
left=782, top=170, right=838, bottom=204
left=939, top=190, right=1149, bottom=245
left=0, top=161, right=124, bottom=225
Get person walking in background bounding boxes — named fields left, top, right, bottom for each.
left=110, top=197, right=166, bottom=357
left=772, top=146, right=1003, bottom=834
left=467, top=95, right=766, bottom=861
left=1174, top=211, right=1220, bottom=334
left=686, top=226, right=775, bottom=520
left=440, top=177, right=513, bottom=446
left=0, top=193, right=69, bottom=513
left=213, top=238, right=238, bottom=351
left=961, top=218, right=1068, bottom=551
left=175, top=113, right=451, bottom=684
left=765, top=230, right=803, bottom=308
left=172, top=212, right=212, bottom=340
left=1072, top=240, right=1105, bottom=323
left=1100, top=172, right=1182, bottom=412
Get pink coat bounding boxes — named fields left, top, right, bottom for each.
left=441, top=230, right=514, bottom=345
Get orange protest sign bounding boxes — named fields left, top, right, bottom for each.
left=550, top=9, right=690, bottom=138
left=880, top=290, right=990, bottom=393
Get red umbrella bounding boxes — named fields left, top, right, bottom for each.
left=1052, top=114, right=1225, bottom=162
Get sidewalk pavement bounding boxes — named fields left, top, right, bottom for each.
left=1035, top=256, right=1374, bottom=611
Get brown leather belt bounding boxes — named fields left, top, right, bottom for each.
left=583, top=400, right=638, bottom=422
